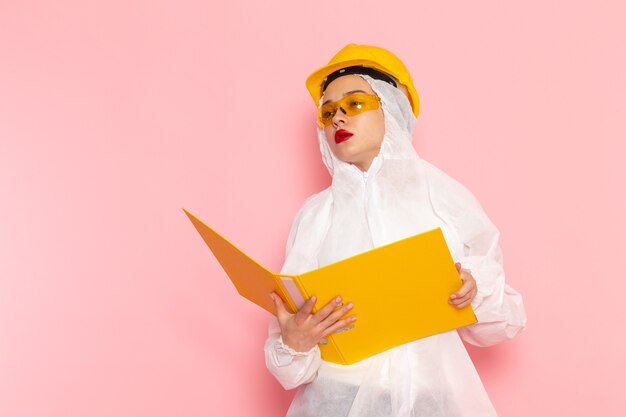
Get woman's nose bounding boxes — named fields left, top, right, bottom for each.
left=332, top=107, right=348, bottom=127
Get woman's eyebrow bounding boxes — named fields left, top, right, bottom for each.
left=322, top=90, right=368, bottom=105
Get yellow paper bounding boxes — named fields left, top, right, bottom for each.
left=184, top=208, right=477, bottom=365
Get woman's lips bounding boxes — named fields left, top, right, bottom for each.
left=335, top=129, right=353, bottom=144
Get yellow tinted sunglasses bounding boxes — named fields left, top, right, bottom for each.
left=318, top=93, right=381, bottom=127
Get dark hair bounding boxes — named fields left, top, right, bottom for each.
left=321, top=65, right=397, bottom=93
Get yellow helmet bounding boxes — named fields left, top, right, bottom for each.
left=306, top=44, right=420, bottom=119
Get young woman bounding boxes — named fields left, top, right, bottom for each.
left=265, top=44, right=526, bottom=417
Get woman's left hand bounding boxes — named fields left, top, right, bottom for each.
left=449, top=262, right=477, bottom=309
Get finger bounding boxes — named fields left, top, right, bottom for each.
left=455, top=262, right=462, bottom=273
left=319, top=302, right=354, bottom=328
left=295, top=296, right=317, bottom=323
left=450, top=290, right=473, bottom=306
left=450, top=279, right=475, bottom=300
left=321, top=316, right=357, bottom=338
left=458, top=269, right=472, bottom=283
left=451, top=288, right=477, bottom=308
left=312, top=296, right=344, bottom=324
left=270, top=292, right=289, bottom=321
left=454, top=292, right=476, bottom=309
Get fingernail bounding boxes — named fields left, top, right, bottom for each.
left=311, top=296, right=317, bottom=302
left=350, top=316, right=357, bottom=322
left=335, top=296, right=342, bottom=303
left=269, top=294, right=275, bottom=301
left=346, top=302, right=353, bottom=309
left=319, top=338, right=329, bottom=345
left=450, top=294, right=457, bottom=299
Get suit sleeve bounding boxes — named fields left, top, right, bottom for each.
left=264, top=316, right=322, bottom=390
left=263, top=194, right=329, bottom=390
left=424, top=161, right=527, bottom=347
left=455, top=226, right=527, bottom=347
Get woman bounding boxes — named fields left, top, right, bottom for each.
left=265, top=44, right=526, bottom=417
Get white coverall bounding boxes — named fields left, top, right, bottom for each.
left=265, top=75, right=527, bottom=417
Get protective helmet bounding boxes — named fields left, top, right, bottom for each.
left=306, top=44, right=420, bottom=119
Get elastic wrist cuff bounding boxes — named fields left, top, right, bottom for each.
left=276, top=335, right=318, bottom=356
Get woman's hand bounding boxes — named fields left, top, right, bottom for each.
left=449, top=262, right=478, bottom=309
left=270, top=292, right=356, bottom=353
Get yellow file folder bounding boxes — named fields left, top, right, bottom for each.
left=184, top=208, right=477, bottom=365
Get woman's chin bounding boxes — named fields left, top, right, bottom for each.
left=334, top=153, right=357, bottom=165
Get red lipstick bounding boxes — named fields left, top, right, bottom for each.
left=335, top=129, right=353, bottom=144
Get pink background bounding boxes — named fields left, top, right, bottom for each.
left=1, top=1, right=624, bottom=416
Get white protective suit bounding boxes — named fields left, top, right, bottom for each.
left=264, top=74, right=527, bottom=417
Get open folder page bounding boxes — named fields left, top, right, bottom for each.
left=184, top=208, right=477, bottom=365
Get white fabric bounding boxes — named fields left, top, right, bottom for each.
left=264, top=75, right=527, bottom=416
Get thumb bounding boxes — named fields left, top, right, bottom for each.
left=270, top=292, right=288, bottom=319
left=455, top=262, right=462, bottom=273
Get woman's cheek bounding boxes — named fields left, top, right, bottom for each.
left=324, top=128, right=333, bottom=144
left=325, top=129, right=338, bottom=150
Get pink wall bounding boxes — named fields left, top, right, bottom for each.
left=1, top=1, right=624, bottom=415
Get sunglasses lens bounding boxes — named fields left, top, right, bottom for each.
left=342, top=94, right=380, bottom=116
left=319, top=104, right=336, bottom=127
left=318, top=93, right=380, bottom=127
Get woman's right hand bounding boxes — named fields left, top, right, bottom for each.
left=270, top=292, right=357, bottom=353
